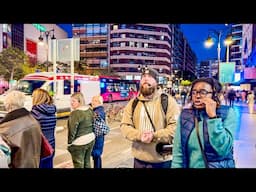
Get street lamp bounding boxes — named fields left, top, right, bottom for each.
left=224, top=35, right=233, bottom=62
left=204, top=28, right=233, bottom=80
left=38, top=29, right=56, bottom=72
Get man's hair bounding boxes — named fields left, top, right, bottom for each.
left=141, top=67, right=159, bottom=82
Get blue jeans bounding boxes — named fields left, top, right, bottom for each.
left=91, top=136, right=104, bottom=168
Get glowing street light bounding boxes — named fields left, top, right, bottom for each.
left=204, top=27, right=233, bottom=80
left=224, top=35, right=233, bottom=62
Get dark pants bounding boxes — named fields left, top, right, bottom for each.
left=134, top=158, right=172, bottom=168
left=91, top=135, right=104, bottom=168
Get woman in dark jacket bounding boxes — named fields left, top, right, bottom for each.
left=67, top=92, right=95, bottom=168
left=31, top=88, right=57, bottom=168
left=91, top=95, right=106, bottom=168
left=0, top=90, right=41, bottom=168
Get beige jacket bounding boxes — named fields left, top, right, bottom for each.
left=120, top=91, right=180, bottom=163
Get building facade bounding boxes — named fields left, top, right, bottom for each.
left=0, top=24, right=67, bottom=66
left=72, top=24, right=108, bottom=74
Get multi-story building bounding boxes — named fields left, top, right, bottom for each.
left=24, top=24, right=67, bottom=64
left=71, top=23, right=198, bottom=83
left=0, top=24, right=24, bottom=51
left=230, top=24, right=243, bottom=72
left=109, top=24, right=173, bottom=84
left=72, top=24, right=108, bottom=74
left=172, top=24, right=197, bottom=81
left=198, top=60, right=211, bottom=78
left=0, top=24, right=67, bottom=64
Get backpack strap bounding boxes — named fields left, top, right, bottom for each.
left=160, top=93, right=168, bottom=115
left=131, top=97, right=139, bottom=117
left=131, top=93, right=168, bottom=121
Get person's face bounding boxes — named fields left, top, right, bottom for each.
left=191, top=82, right=213, bottom=109
left=71, top=97, right=80, bottom=110
left=140, top=74, right=157, bottom=96
left=91, top=97, right=99, bottom=108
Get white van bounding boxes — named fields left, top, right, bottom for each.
left=0, top=72, right=100, bottom=118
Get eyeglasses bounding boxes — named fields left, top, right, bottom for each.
left=191, top=89, right=213, bottom=97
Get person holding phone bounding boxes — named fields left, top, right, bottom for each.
left=171, top=78, right=238, bottom=168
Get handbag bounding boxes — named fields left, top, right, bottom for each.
left=40, top=133, right=54, bottom=159
left=93, top=113, right=110, bottom=137
left=142, top=101, right=172, bottom=156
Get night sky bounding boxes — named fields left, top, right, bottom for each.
left=58, top=23, right=230, bottom=63
left=180, top=24, right=231, bottom=63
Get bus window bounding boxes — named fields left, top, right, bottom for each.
left=100, top=77, right=139, bottom=102
left=100, top=82, right=107, bottom=93
left=46, top=82, right=54, bottom=96
left=74, top=80, right=81, bottom=92
left=64, top=80, right=71, bottom=95
left=15, top=80, right=45, bottom=95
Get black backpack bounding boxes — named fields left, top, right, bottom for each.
left=131, top=93, right=168, bottom=117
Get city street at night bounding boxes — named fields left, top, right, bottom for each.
left=53, top=101, right=256, bottom=168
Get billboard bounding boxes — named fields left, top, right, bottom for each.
left=219, top=62, right=236, bottom=83
left=244, top=67, right=256, bottom=79
left=49, top=38, right=80, bottom=62
left=26, top=39, right=37, bottom=64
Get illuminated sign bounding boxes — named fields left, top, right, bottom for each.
left=244, top=67, right=256, bottom=79
left=234, top=73, right=241, bottom=82
left=32, top=24, right=46, bottom=32
left=219, top=62, right=235, bottom=83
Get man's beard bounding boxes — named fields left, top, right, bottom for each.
left=140, top=83, right=156, bottom=96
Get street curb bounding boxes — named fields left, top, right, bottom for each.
left=56, top=126, right=65, bottom=133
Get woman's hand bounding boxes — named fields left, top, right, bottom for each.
left=201, top=97, right=217, bottom=118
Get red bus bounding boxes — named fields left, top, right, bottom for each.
left=99, top=76, right=140, bottom=102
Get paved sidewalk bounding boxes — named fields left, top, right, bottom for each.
left=233, top=103, right=256, bottom=168
left=54, top=102, right=256, bottom=168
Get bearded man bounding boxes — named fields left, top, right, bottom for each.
left=120, top=67, right=180, bottom=168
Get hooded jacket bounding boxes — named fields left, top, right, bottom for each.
left=31, top=103, right=57, bottom=149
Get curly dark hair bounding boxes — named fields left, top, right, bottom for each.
left=188, top=77, right=222, bottom=107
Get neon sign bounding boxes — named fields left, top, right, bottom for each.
left=32, top=24, right=46, bottom=32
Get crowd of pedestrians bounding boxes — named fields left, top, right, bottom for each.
left=0, top=67, right=255, bottom=168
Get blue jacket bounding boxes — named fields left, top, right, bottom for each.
left=31, top=103, right=57, bottom=149
left=94, top=106, right=106, bottom=121
left=172, top=105, right=237, bottom=168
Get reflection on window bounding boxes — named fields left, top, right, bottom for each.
left=74, top=80, right=80, bottom=92
left=64, top=80, right=71, bottom=95
left=15, top=80, right=45, bottom=95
